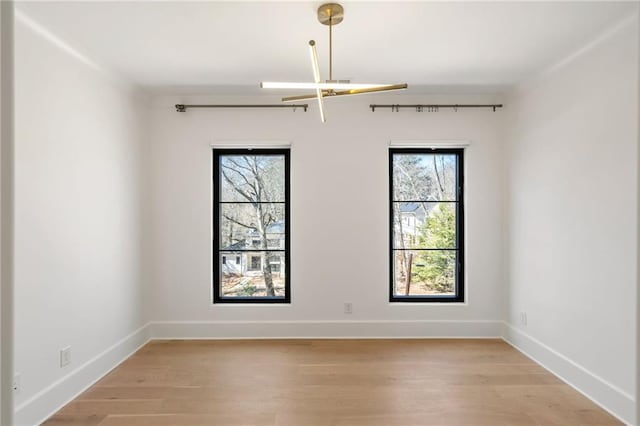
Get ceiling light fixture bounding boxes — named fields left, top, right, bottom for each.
left=260, top=3, right=408, bottom=122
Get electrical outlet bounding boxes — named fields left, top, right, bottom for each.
left=60, top=346, right=71, bottom=367
left=520, top=312, right=528, bottom=326
left=344, top=302, right=353, bottom=314
left=12, top=373, right=20, bottom=394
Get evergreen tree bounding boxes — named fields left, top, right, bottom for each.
left=414, top=204, right=456, bottom=292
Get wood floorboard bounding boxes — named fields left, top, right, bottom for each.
left=42, top=339, right=622, bottom=426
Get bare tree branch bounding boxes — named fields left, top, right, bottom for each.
left=396, top=163, right=431, bottom=213
left=221, top=163, right=258, bottom=199
left=262, top=212, right=275, bottom=227
left=433, top=156, right=445, bottom=199
left=248, top=156, right=265, bottom=202
left=440, top=156, right=447, bottom=197
left=222, top=214, right=256, bottom=230
left=220, top=168, right=255, bottom=203
left=226, top=157, right=254, bottom=174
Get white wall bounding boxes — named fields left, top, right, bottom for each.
left=504, top=17, right=638, bottom=424
left=0, top=3, right=15, bottom=425
left=637, top=9, right=640, bottom=425
left=13, top=15, right=148, bottom=425
left=146, top=93, right=506, bottom=337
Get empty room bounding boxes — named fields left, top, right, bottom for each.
left=0, top=1, right=639, bottom=425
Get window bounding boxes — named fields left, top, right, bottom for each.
left=267, top=239, right=280, bottom=249
left=269, top=255, right=282, bottom=273
left=389, top=148, right=464, bottom=302
left=249, top=256, right=262, bottom=271
left=213, top=149, right=290, bottom=303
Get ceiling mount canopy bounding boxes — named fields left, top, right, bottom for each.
left=260, top=3, right=408, bottom=122
left=317, top=2, right=344, bottom=26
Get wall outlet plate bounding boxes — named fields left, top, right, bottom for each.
left=520, top=312, right=528, bottom=326
left=60, top=346, right=71, bottom=367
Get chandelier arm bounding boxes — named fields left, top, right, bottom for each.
left=329, top=84, right=408, bottom=96
left=309, top=40, right=326, bottom=122
left=282, top=93, right=326, bottom=102
left=263, top=82, right=390, bottom=90
left=316, top=88, right=326, bottom=122
left=281, top=83, right=408, bottom=102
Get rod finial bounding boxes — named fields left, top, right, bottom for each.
left=175, top=104, right=186, bottom=112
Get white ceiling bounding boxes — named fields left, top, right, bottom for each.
left=16, top=1, right=638, bottom=94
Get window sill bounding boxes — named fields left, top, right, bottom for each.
left=388, top=302, right=468, bottom=306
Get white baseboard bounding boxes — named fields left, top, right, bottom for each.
left=148, top=319, right=503, bottom=339
left=14, top=323, right=151, bottom=426
left=502, top=322, right=635, bottom=425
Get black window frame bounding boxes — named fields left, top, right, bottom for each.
left=389, top=148, right=465, bottom=303
left=212, top=148, right=291, bottom=304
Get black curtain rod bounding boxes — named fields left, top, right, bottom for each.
left=370, top=104, right=503, bottom=112
left=176, top=104, right=308, bottom=112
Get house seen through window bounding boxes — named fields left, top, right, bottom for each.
left=390, top=148, right=464, bottom=302
left=213, top=149, right=290, bottom=303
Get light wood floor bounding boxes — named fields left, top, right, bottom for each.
left=44, top=339, right=621, bottom=426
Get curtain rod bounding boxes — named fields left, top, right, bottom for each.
left=370, top=104, right=503, bottom=112
left=175, top=104, right=308, bottom=112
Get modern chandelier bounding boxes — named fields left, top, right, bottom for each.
left=260, top=3, right=408, bottom=122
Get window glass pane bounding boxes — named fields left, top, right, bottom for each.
left=220, top=155, right=285, bottom=202
left=268, top=254, right=282, bottom=272
left=219, top=251, right=286, bottom=298
left=392, top=202, right=457, bottom=249
left=249, top=255, right=262, bottom=271
left=392, top=250, right=456, bottom=297
left=214, top=149, right=289, bottom=304
left=219, top=203, right=286, bottom=250
left=393, top=154, right=457, bottom=201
